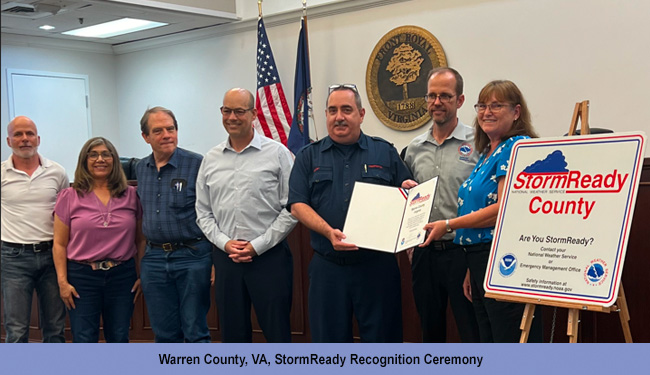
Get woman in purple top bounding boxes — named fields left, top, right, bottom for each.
left=53, top=137, right=144, bottom=343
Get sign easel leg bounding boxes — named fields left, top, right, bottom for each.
left=616, top=285, right=633, bottom=343
left=567, top=308, right=580, bottom=343
left=519, top=303, right=536, bottom=343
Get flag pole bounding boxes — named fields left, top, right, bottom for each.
left=302, top=0, right=309, bottom=49
left=258, top=0, right=263, bottom=18
left=302, top=0, right=318, bottom=141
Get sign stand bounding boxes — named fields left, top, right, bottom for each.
left=493, top=100, right=634, bottom=343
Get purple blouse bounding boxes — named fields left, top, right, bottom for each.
left=55, top=186, right=142, bottom=262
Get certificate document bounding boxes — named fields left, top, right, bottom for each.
left=342, top=177, right=438, bottom=253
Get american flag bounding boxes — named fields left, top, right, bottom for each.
left=253, top=18, right=292, bottom=146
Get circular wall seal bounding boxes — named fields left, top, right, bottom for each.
left=366, top=26, right=447, bottom=131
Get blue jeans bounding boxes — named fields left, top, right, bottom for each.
left=140, top=240, right=212, bottom=343
left=1, top=243, right=66, bottom=343
left=66, top=258, right=137, bottom=343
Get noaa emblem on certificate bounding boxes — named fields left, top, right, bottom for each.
left=366, top=26, right=447, bottom=131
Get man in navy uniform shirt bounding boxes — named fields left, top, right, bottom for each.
left=288, top=84, right=412, bottom=342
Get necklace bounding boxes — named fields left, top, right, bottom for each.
left=94, top=193, right=112, bottom=227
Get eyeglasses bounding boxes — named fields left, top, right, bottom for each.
left=424, top=93, right=456, bottom=103
left=328, top=84, right=358, bottom=94
left=474, top=103, right=512, bottom=113
left=88, top=151, right=113, bottom=161
left=220, top=106, right=253, bottom=117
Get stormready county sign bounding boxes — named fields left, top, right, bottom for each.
left=485, top=132, right=646, bottom=307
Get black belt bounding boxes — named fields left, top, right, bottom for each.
left=426, top=240, right=460, bottom=251
left=147, top=237, right=204, bottom=252
left=2, top=240, right=53, bottom=252
left=462, top=242, right=492, bottom=253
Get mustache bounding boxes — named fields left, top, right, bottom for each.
left=334, top=120, right=348, bottom=126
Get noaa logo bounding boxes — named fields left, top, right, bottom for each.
left=458, top=143, right=473, bottom=156
left=584, top=259, right=608, bottom=286
left=499, top=254, right=517, bottom=277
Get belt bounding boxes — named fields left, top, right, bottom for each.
left=74, top=259, right=123, bottom=271
left=147, top=237, right=205, bottom=252
left=2, top=240, right=53, bottom=252
left=462, top=242, right=492, bottom=253
left=427, top=240, right=460, bottom=251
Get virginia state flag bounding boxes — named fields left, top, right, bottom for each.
left=287, top=18, right=313, bottom=155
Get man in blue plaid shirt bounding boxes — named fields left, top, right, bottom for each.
left=136, top=106, right=212, bottom=343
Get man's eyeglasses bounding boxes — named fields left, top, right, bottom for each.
left=424, top=93, right=456, bottom=103
left=88, top=151, right=113, bottom=161
left=474, top=103, right=512, bottom=113
left=328, top=84, right=358, bottom=94
left=221, top=106, right=253, bottom=117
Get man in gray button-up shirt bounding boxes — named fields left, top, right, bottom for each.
left=196, top=88, right=297, bottom=342
left=402, top=68, right=481, bottom=343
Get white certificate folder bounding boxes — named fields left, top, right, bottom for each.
left=342, top=177, right=438, bottom=253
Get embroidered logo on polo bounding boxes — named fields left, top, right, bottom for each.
left=458, top=142, right=473, bottom=161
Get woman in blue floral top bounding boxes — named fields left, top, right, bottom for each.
left=421, top=80, right=542, bottom=342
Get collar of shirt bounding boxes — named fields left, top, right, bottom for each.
left=421, top=119, right=473, bottom=146
left=144, top=147, right=181, bottom=169
left=320, top=132, right=369, bottom=152
left=223, top=130, right=263, bottom=153
left=4, top=154, right=53, bottom=175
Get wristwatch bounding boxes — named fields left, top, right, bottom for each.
left=445, top=219, right=453, bottom=233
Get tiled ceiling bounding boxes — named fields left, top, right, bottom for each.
left=1, top=0, right=238, bottom=45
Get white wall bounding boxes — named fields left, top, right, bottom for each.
left=0, top=42, right=119, bottom=161
left=3, top=0, right=650, bottom=161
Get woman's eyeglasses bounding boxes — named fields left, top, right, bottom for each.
left=474, top=103, right=512, bottom=113
left=88, top=151, right=113, bottom=161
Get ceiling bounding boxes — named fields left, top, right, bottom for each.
left=0, top=0, right=239, bottom=45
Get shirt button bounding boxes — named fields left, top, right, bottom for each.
left=345, top=183, right=349, bottom=187
left=156, top=210, right=160, bottom=213
left=158, top=177, right=161, bottom=181
left=345, top=165, right=349, bottom=168
left=157, top=194, right=161, bottom=197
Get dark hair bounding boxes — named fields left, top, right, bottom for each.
left=427, top=67, right=464, bottom=96
left=326, top=84, right=363, bottom=111
left=140, top=106, right=178, bottom=135
left=73, top=137, right=127, bottom=197
left=473, top=80, right=538, bottom=152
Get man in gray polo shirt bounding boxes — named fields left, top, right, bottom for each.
left=402, top=67, right=480, bottom=342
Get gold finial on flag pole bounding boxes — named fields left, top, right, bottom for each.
left=258, top=0, right=263, bottom=18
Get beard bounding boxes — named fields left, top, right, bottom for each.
left=12, top=144, right=38, bottom=159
